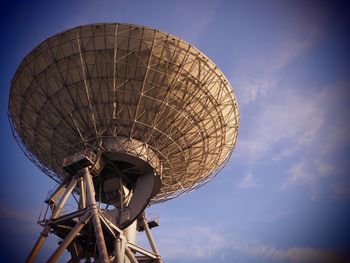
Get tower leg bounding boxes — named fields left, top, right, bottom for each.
left=47, top=211, right=90, bottom=263
left=25, top=226, right=50, bottom=263
left=141, top=214, right=162, bottom=263
left=114, top=233, right=125, bottom=263
left=78, top=176, right=86, bottom=209
left=125, top=247, right=139, bottom=263
left=84, top=167, right=109, bottom=263
left=26, top=176, right=78, bottom=263
left=124, top=220, right=137, bottom=245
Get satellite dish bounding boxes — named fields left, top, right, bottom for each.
left=9, top=23, right=239, bottom=263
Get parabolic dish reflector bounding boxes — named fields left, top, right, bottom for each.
left=8, top=23, right=239, bottom=203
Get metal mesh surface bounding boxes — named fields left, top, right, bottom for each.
left=8, top=23, right=239, bottom=203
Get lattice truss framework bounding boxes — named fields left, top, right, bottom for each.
left=8, top=23, right=239, bottom=203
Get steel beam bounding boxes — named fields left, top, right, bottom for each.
left=141, top=214, right=162, bottom=263
left=52, top=176, right=78, bottom=218
left=78, top=176, right=86, bottom=209
left=47, top=211, right=90, bottom=263
left=25, top=226, right=50, bottom=263
left=127, top=242, right=157, bottom=259
left=84, top=167, right=109, bottom=263
left=114, top=233, right=125, bottom=263
left=26, top=176, right=78, bottom=263
left=125, top=247, right=139, bottom=263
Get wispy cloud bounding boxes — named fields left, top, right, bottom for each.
left=315, top=160, right=336, bottom=177
left=151, top=223, right=348, bottom=263
left=238, top=167, right=259, bottom=189
left=232, top=241, right=348, bottom=263
left=279, top=82, right=350, bottom=199
left=230, top=1, right=350, bottom=202
left=282, top=161, right=318, bottom=201
left=236, top=77, right=350, bottom=199
left=235, top=10, right=324, bottom=107
left=235, top=12, right=327, bottom=163
left=154, top=226, right=226, bottom=260
left=238, top=87, right=325, bottom=162
left=238, top=78, right=277, bottom=106
left=315, top=82, right=350, bottom=155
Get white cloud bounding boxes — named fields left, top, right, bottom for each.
left=276, top=82, right=350, bottom=199
left=282, top=158, right=345, bottom=201
left=262, top=211, right=289, bottom=223
left=235, top=77, right=350, bottom=195
left=155, top=226, right=226, bottom=260
left=238, top=168, right=259, bottom=189
left=314, top=82, right=350, bottom=156
left=238, top=87, right=325, bottom=163
left=150, top=223, right=347, bottom=263
left=235, top=9, right=324, bottom=108
left=315, top=160, right=336, bottom=177
left=283, top=162, right=309, bottom=186
left=236, top=86, right=327, bottom=194
left=232, top=241, right=347, bottom=263
left=237, top=78, right=277, bottom=106
left=282, top=161, right=318, bottom=201
left=272, top=144, right=299, bottom=161
left=233, top=1, right=328, bottom=170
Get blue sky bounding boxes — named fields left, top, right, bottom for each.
left=0, top=1, right=349, bottom=262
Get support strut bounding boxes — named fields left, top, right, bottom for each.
left=26, top=156, right=163, bottom=263
left=47, top=211, right=90, bottom=263
left=84, top=167, right=109, bottom=263
left=26, top=176, right=78, bottom=263
left=141, top=214, right=162, bottom=263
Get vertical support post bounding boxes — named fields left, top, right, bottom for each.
left=84, top=167, right=109, bottom=263
left=125, top=247, right=139, bottom=263
left=52, top=176, right=78, bottom=218
left=25, top=226, right=50, bottom=263
left=124, top=220, right=137, bottom=244
left=26, top=176, right=78, bottom=263
left=114, top=236, right=121, bottom=263
left=79, top=176, right=86, bottom=209
left=141, top=214, right=162, bottom=263
left=114, top=233, right=125, bottom=263
left=45, top=177, right=69, bottom=205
